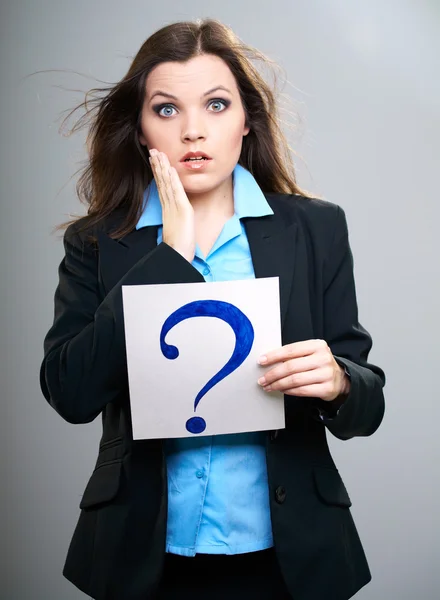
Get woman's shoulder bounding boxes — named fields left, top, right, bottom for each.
left=264, top=192, right=346, bottom=237
left=265, top=192, right=342, bottom=219
left=63, top=208, right=127, bottom=248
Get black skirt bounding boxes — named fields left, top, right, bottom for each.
left=154, top=547, right=292, bottom=600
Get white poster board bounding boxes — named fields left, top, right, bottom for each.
left=122, top=277, right=285, bottom=439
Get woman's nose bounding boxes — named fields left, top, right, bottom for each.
left=181, top=115, right=207, bottom=142
left=182, top=130, right=206, bottom=142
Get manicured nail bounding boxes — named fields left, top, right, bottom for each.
left=258, top=355, right=267, bottom=364
left=258, top=377, right=266, bottom=386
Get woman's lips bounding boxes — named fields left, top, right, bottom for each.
left=180, top=158, right=212, bottom=170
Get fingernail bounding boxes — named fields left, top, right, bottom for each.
left=263, top=386, right=272, bottom=392
left=258, top=356, right=267, bottom=364
left=258, top=377, right=266, bottom=386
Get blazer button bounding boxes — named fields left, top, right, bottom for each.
left=275, top=486, right=287, bottom=504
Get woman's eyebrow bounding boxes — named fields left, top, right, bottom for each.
left=149, top=85, right=232, bottom=102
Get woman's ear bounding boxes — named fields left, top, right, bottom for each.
left=243, top=125, right=250, bottom=137
left=138, top=132, right=147, bottom=146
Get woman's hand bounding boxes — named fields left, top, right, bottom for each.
left=257, top=339, right=351, bottom=401
left=149, top=149, right=195, bottom=263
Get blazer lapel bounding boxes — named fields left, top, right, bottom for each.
left=243, top=204, right=297, bottom=331
left=97, top=226, right=158, bottom=294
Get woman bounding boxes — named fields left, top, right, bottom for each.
left=40, top=18, right=385, bottom=600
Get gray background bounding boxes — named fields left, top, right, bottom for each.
left=1, top=1, right=439, bottom=598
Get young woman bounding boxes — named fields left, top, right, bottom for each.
left=40, top=18, right=385, bottom=600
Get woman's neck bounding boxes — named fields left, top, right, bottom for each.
left=187, top=176, right=235, bottom=258
left=187, top=176, right=235, bottom=221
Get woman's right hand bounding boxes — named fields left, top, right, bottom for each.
left=149, top=149, right=196, bottom=263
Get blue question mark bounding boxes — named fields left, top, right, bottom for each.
left=160, top=300, right=255, bottom=434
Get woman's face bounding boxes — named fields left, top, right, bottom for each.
left=139, top=54, right=250, bottom=196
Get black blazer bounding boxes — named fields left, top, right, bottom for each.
left=40, top=193, right=385, bottom=600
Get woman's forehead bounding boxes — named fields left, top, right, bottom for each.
left=145, top=55, right=238, bottom=99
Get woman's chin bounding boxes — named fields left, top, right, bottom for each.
left=181, top=176, right=215, bottom=194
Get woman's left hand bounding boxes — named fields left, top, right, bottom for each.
left=257, top=339, right=350, bottom=402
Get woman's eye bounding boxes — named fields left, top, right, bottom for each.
left=157, top=105, right=177, bottom=118
left=208, top=99, right=229, bottom=112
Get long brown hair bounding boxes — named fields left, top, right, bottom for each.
left=61, top=18, right=312, bottom=239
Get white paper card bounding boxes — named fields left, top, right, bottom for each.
left=122, top=277, right=285, bottom=440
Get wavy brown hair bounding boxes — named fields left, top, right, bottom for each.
left=60, top=18, right=312, bottom=239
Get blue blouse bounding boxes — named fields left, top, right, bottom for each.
left=137, top=164, right=275, bottom=556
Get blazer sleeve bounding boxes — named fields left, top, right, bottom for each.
left=40, top=224, right=204, bottom=425
left=315, top=206, right=386, bottom=440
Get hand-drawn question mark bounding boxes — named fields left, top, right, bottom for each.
left=160, top=300, right=255, bottom=434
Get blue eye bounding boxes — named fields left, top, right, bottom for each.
left=208, top=99, right=229, bottom=112
left=156, top=105, right=177, bottom=118
left=153, top=98, right=230, bottom=118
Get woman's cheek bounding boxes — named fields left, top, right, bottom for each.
left=227, top=130, right=247, bottom=158
left=139, top=118, right=166, bottom=150
left=229, top=119, right=247, bottom=146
